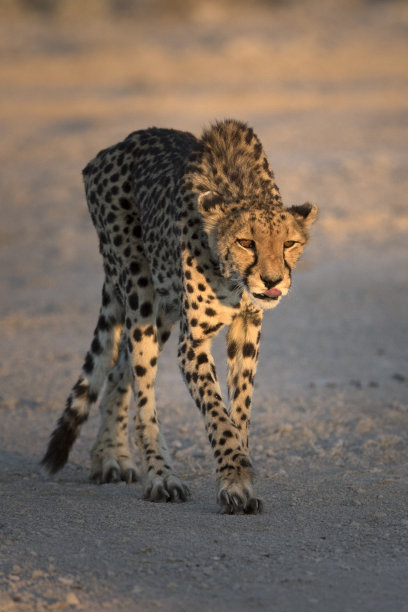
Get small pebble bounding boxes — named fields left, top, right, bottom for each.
left=32, top=570, right=44, bottom=579
left=58, top=576, right=74, bottom=586
left=66, top=592, right=80, bottom=607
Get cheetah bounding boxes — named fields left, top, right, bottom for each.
left=42, top=119, right=318, bottom=514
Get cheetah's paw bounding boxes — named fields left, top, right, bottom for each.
left=143, top=474, right=191, bottom=503
left=217, top=488, right=263, bottom=514
left=217, top=480, right=263, bottom=515
left=90, top=457, right=139, bottom=484
left=216, top=454, right=262, bottom=514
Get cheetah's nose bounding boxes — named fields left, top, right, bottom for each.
left=261, top=276, right=282, bottom=289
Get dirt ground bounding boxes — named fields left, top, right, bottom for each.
left=0, top=1, right=407, bottom=610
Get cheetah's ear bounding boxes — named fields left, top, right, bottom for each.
left=288, top=202, right=318, bottom=228
left=197, top=191, right=225, bottom=222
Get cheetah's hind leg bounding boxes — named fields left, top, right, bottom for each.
left=90, top=347, right=139, bottom=484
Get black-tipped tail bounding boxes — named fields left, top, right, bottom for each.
left=41, top=413, right=87, bottom=474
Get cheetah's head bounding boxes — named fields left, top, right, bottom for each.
left=197, top=192, right=318, bottom=310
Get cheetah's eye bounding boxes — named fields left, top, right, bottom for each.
left=237, top=239, right=255, bottom=249
left=284, top=240, right=296, bottom=248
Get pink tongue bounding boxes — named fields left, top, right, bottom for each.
left=264, top=287, right=282, bottom=298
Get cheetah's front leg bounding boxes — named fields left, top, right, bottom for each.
left=178, top=332, right=262, bottom=514
left=126, top=303, right=190, bottom=503
left=226, top=309, right=263, bottom=449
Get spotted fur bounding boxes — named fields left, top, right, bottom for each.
left=42, top=119, right=318, bottom=513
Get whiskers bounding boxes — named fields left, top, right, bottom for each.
left=230, top=276, right=247, bottom=299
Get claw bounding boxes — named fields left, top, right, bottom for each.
left=91, top=456, right=138, bottom=484
left=168, top=483, right=191, bottom=502
left=180, top=484, right=191, bottom=501
left=168, top=486, right=180, bottom=502
left=152, top=485, right=171, bottom=503
left=105, top=466, right=121, bottom=483
left=219, top=490, right=236, bottom=514
left=144, top=475, right=190, bottom=503
left=218, top=488, right=263, bottom=515
left=245, top=497, right=263, bottom=514
left=144, top=482, right=170, bottom=502
left=123, top=467, right=138, bottom=484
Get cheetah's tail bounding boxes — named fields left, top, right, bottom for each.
left=41, top=379, right=96, bottom=475
left=41, top=280, right=125, bottom=474
left=42, top=323, right=124, bottom=475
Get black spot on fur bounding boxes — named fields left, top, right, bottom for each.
left=205, top=308, right=216, bottom=317
left=140, top=302, right=152, bottom=317
left=129, top=293, right=139, bottom=310
left=133, top=225, right=142, bottom=239
left=133, top=328, right=142, bottom=342
left=197, top=353, right=208, bottom=365
left=102, top=286, right=111, bottom=307
left=243, top=342, right=256, bottom=358
left=161, top=331, right=170, bottom=344
left=97, top=315, right=110, bottom=331
left=119, top=197, right=131, bottom=210
left=130, top=261, right=140, bottom=275
left=91, top=337, right=103, bottom=355
left=83, top=352, right=94, bottom=373
left=227, top=341, right=238, bottom=359
left=73, top=380, right=88, bottom=398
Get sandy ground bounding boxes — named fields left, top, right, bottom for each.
left=0, top=1, right=408, bottom=610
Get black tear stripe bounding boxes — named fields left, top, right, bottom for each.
left=243, top=251, right=258, bottom=287
left=284, top=259, right=292, bottom=279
